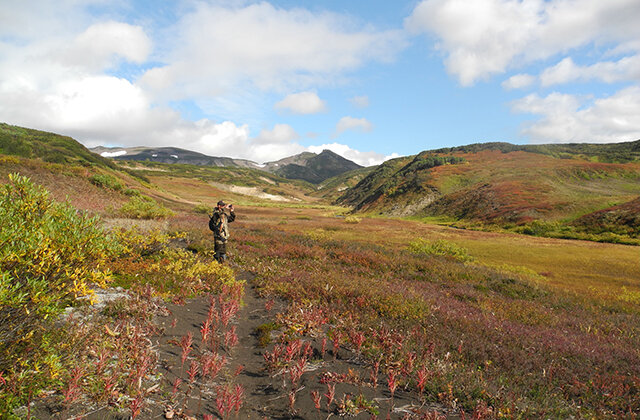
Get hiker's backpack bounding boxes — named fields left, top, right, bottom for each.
left=209, top=210, right=229, bottom=241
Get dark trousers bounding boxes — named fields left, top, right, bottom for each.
left=214, top=240, right=227, bottom=263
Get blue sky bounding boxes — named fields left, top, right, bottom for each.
left=1, top=0, right=640, bottom=165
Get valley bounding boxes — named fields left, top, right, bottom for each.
left=1, top=124, right=639, bottom=419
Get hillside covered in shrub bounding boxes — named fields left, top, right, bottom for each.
left=338, top=142, right=640, bottom=242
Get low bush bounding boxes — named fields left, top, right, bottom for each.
left=110, top=228, right=237, bottom=298
left=344, top=215, right=362, bottom=224
left=118, top=196, right=174, bottom=219
left=193, top=203, right=213, bottom=214
left=89, top=173, right=124, bottom=191
left=408, top=238, right=474, bottom=262
left=123, top=188, right=140, bottom=196
left=0, top=174, right=118, bottom=416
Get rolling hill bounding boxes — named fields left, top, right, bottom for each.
left=3, top=122, right=640, bottom=241
left=0, top=123, right=320, bottom=211
left=338, top=141, right=640, bottom=238
left=1, top=123, right=116, bottom=169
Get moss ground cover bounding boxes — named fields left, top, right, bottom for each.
left=225, top=205, right=640, bottom=418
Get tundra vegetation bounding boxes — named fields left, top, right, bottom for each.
left=0, top=124, right=639, bottom=418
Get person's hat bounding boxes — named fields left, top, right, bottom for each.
left=217, top=200, right=226, bottom=206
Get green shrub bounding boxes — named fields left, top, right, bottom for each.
left=514, top=220, right=560, bottom=236
left=123, top=188, right=141, bottom=196
left=89, top=173, right=124, bottom=191
left=0, top=174, right=117, bottom=415
left=408, top=238, right=474, bottom=263
left=118, top=196, right=174, bottom=219
left=193, top=203, right=213, bottom=214
left=344, top=215, right=362, bottom=224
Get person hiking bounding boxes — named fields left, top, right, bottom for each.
left=209, top=200, right=236, bottom=263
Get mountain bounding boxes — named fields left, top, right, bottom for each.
left=92, top=146, right=362, bottom=184
left=338, top=141, right=640, bottom=227
left=91, top=146, right=261, bottom=169
left=265, top=149, right=362, bottom=184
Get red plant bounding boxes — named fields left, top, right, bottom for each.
left=130, top=393, right=144, bottom=420
left=311, top=390, right=322, bottom=410
left=289, top=357, right=306, bottom=386
left=350, top=330, right=366, bottom=354
left=187, top=360, right=199, bottom=384
left=215, top=385, right=232, bottom=418
left=62, top=366, right=84, bottom=404
left=417, top=367, right=429, bottom=394
left=95, top=350, right=109, bottom=376
left=472, top=400, right=494, bottom=419
left=370, top=361, right=380, bottom=389
left=179, top=332, right=193, bottom=368
left=388, top=370, right=398, bottom=398
left=232, top=384, right=244, bottom=413
left=204, top=354, right=226, bottom=379
left=332, top=332, right=341, bottom=359
left=172, top=378, right=182, bottom=398
left=265, top=299, right=275, bottom=311
left=325, top=383, right=336, bottom=408
left=224, top=325, right=238, bottom=348
left=288, top=390, right=297, bottom=413
left=234, top=364, right=244, bottom=377
left=220, top=298, right=239, bottom=327
left=285, top=339, right=302, bottom=361
left=321, top=337, right=327, bottom=359
left=201, top=319, right=211, bottom=344
left=302, top=341, right=313, bottom=359
left=102, top=371, right=119, bottom=401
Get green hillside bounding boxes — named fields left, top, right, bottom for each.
left=338, top=142, right=640, bottom=242
left=0, top=123, right=115, bottom=169
left=313, top=166, right=376, bottom=201
left=433, top=140, right=640, bottom=163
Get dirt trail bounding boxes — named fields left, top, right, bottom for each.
left=62, top=269, right=446, bottom=419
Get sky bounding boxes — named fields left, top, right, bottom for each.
left=1, top=0, right=640, bottom=166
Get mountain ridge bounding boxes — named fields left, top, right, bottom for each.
left=91, top=146, right=363, bottom=184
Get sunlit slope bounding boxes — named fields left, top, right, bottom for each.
left=0, top=123, right=146, bottom=211
left=0, top=123, right=115, bottom=168
left=0, top=123, right=326, bottom=214
left=121, top=160, right=321, bottom=207
left=339, top=144, right=640, bottom=226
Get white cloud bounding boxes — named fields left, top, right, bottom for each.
left=349, top=95, right=370, bottom=108
left=502, top=73, right=535, bottom=90
left=275, top=91, right=327, bottom=114
left=57, top=21, right=152, bottom=72
left=252, top=124, right=299, bottom=145
left=540, top=55, right=640, bottom=86
left=334, top=116, right=373, bottom=137
left=308, top=143, right=398, bottom=167
left=140, top=2, right=405, bottom=99
left=406, top=0, right=640, bottom=85
left=0, top=1, right=409, bottom=166
left=511, top=86, right=640, bottom=143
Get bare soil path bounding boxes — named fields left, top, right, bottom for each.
left=34, top=268, right=448, bottom=419
left=150, top=269, right=447, bottom=419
